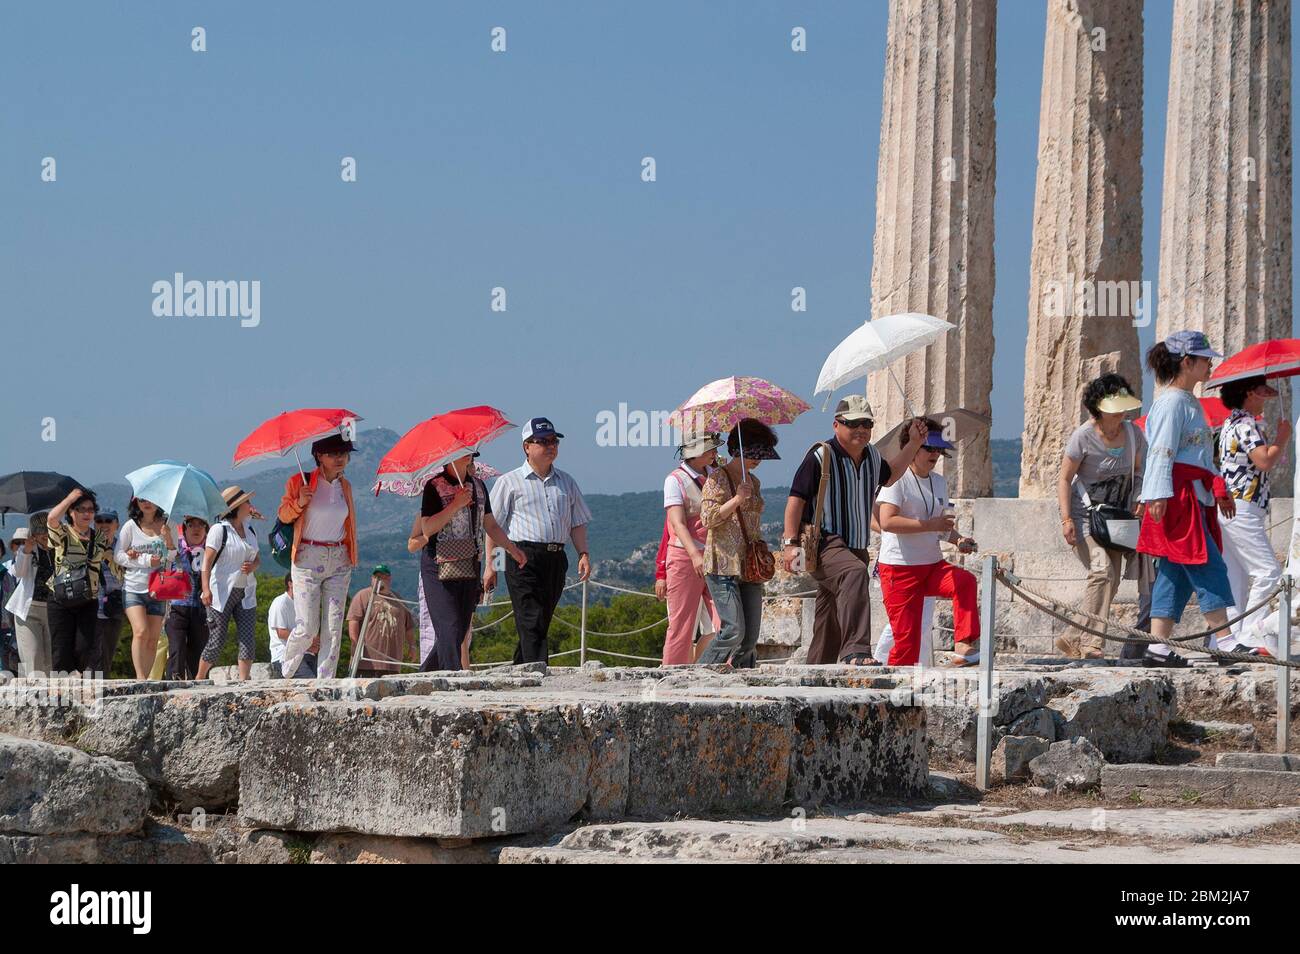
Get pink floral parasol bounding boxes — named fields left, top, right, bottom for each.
left=667, top=376, right=811, bottom=434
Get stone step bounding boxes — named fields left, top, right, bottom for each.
left=1215, top=752, right=1300, bottom=772
left=237, top=686, right=930, bottom=839
left=1101, top=763, right=1300, bottom=805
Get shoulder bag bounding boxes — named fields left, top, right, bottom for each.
left=722, top=468, right=774, bottom=583
left=1086, top=422, right=1141, bottom=553
left=798, top=442, right=831, bottom=573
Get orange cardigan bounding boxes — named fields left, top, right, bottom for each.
left=278, top=470, right=358, bottom=566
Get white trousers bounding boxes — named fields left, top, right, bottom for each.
left=876, top=596, right=935, bottom=666
left=1219, top=498, right=1280, bottom=651
left=283, top=544, right=353, bottom=679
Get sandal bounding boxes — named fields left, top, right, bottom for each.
left=946, top=650, right=980, bottom=668
left=840, top=653, right=880, bottom=667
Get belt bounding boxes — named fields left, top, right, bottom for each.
left=300, top=539, right=345, bottom=548
left=518, top=541, right=565, bottom=552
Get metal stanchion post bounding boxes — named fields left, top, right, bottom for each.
left=348, top=581, right=378, bottom=679
left=976, top=554, right=998, bottom=791
left=1278, top=575, right=1292, bottom=754
left=579, top=579, right=589, bottom=666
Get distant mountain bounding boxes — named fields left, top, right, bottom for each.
left=991, top=438, right=1021, bottom=497
left=89, top=430, right=1027, bottom=602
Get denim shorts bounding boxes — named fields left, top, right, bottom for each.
left=1150, top=512, right=1235, bottom=622
left=124, top=590, right=167, bottom=616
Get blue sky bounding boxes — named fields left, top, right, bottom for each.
left=0, top=1, right=1287, bottom=493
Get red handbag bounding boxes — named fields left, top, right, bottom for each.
left=148, top=568, right=192, bottom=601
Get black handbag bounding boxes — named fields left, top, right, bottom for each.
left=52, top=531, right=96, bottom=608
left=1085, top=423, right=1140, bottom=553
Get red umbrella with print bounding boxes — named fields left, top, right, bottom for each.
left=373, top=406, right=516, bottom=495
left=1205, top=338, right=1300, bottom=389
left=233, top=408, right=363, bottom=479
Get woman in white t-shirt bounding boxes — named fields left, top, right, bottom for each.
left=114, top=497, right=177, bottom=678
left=661, top=432, right=724, bottom=665
left=876, top=422, right=980, bottom=667
left=196, top=486, right=260, bottom=681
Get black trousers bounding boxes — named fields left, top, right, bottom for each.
left=48, top=600, right=99, bottom=674
left=165, top=604, right=207, bottom=680
left=96, top=613, right=126, bottom=675
left=506, top=544, right=568, bottom=664
left=420, top=552, right=481, bottom=672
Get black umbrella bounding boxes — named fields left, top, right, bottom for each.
left=0, top=471, right=84, bottom=525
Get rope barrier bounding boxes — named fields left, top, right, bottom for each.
left=996, top=568, right=1300, bottom=669
left=471, top=609, right=514, bottom=632
left=551, top=614, right=669, bottom=638
left=580, top=647, right=663, bottom=663
left=587, top=579, right=654, bottom=598
left=1000, top=568, right=1280, bottom=644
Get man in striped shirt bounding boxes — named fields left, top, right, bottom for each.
left=783, top=396, right=926, bottom=665
left=488, top=417, right=593, bottom=663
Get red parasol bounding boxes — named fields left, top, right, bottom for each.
left=233, top=408, right=362, bottom=478
left=1134, top=396, right=1231, bottom=431
left=373, top=406, right=515, bottom=495
left=1206, top=338, right=1300, bottom=389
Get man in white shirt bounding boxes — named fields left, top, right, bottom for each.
left=268, top=575, right=298, bottom=678
left=876, top=423, right=981, bottom=667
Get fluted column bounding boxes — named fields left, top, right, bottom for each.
left=867, top=0, right=996, bottom=498
left=1157, top=0, right=1292, bottom=489
left=1019, top=0, right=1145, bottom=498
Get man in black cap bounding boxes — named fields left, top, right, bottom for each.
left=488, top=417, right=593, bottom=663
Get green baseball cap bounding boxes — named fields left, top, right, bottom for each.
left=372, top=564, right=392, bottom=576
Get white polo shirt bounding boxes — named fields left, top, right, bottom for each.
left=877, top=469, right=949, bottom=567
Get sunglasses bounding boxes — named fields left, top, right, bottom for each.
left=529, top=438, right=560, bottom=447
left=835, top=418, right=874, bottom=430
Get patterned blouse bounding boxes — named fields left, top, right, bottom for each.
left=45, top=523, right=114, bottom=598
left=700, top=465, right=765, bottom=577
left=1219, top=409, right=1270, bottom=509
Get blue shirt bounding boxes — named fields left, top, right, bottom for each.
left=489, top=463, right=592, bottom=544
left=1139, top=388, right=1218, bottom=506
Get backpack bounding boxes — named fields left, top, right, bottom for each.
left=269, top=470, right=313, bottom=569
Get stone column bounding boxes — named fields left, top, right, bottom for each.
left=1157, top=0, right=1293, bottom=489
left=1018, top=0, right=1145, bottom=499
left=867, top=0, right=996, bottom=498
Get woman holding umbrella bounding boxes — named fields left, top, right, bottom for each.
left=1215, top=376, right=1290, bottom=655
left=419, top=454, right=525, bottom=671
left=1137, top=331, right=1237, bottom=667
left=696, top=420, right=778, bottom=668
left=278, top=434, right=358, bottom=680
left=115, top=497, right=177, bottom=678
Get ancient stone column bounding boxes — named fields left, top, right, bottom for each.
left=1018, top=0, right=1145, bottom=499
left=1157, top=0, right=1293, bottom=490
left=867, top=0, right=996, bottom=498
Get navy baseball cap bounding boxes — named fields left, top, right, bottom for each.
left=1165, top=330, right=1222, bottom=359
left=522, top=418, right=564, bottom=442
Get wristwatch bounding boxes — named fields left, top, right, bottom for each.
left=781, top=537, right=800, bottom=547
